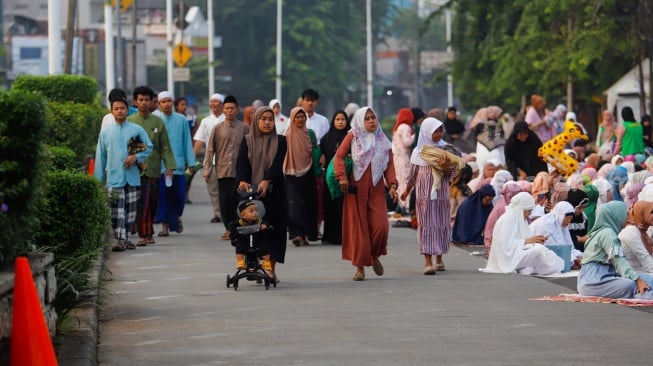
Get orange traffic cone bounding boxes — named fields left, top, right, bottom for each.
left=10, top=257, right=58, bottom=366
left=86, top=157, right=95, bottom=176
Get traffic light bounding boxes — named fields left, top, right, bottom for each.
left=174, top=2, right=190, bottom=30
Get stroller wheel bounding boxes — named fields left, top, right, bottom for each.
left=226, top=274, right=231, bottom=288
left=233, top=280, right=238, bottom=291
left=264, top=278, right=270, bottom=289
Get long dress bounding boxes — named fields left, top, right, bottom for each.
left=482, top=192, right=564, bottom=275
left=411, top=165, right=454, bottom=255
left=236, top=136, right=289, bottom=264
left=334, top=133, right=397, bottom=267
left=392, top=123, right=415, bottom=211
left=451, top=184, right=495, bottom=245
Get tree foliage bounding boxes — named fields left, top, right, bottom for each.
left=449, top=0, right=638, bottom=111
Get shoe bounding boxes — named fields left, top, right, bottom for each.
left=158, top=230, right=169, bottom=237
left=125, top=241, right=136, bottom=250
left=352, top=272, right=365, bottom=281
left=372, top=257, right=384, bottom=276
left=137, top=238, right=147, bottom=246
left=301, top=238, right=310, bottom=246
left=176, top=219, right=184, bottom=233
left=221, top=231, right=231, bottom=240
left=146, top=237, right=155, bottom=244
left=111, top=242, right=126, bottom=252
left=210, top=216, right=222, bottom=223
left=423, top=266, right=436, bottom=275
left=291, top=236, right=302, bottom=247
left=186, top=199, right=192, bottom=204
left=435, top=263, right=445, bottom=271
left=236, top=257, right=246, bottom=270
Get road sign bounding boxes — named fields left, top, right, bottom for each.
left=111, top=0, right=133, bottom=13
left=173, top=68, right=191, bottom=82
left=173, top=42, right=192, bottom=67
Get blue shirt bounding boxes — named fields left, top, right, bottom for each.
left=94, top=121, right=153, bottom=188
left=159, top=112, right=196, bottom=174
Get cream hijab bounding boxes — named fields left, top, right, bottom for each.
left=245, top=107, right=279, bottom=189
left=409, top=117, right=446, bottom=166
left=350, top=106, right=392, bottom=185
left=282, top=107, right=312, bottom=176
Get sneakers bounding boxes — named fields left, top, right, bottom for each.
left=236, top=256, right=246, bottom=270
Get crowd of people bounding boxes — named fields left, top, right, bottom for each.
left=93, top=87, right=653, bottom=299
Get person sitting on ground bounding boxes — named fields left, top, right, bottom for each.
left=481, top=192, right=565, bottom=275
left=228, top=200, right=273, bottom=273
left=451, top=184, right=495, bottom=245
left=529, top=201, right=583, bottom=270
left=483, top=181, right=523, bottom=257
left=619, top=200, right=653, bottom=274
left=578, top=201, right=653, bottom=299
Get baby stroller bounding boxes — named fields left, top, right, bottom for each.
left=226, top=191, right=276, bottom=291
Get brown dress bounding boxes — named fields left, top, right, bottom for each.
left=334, top=133, right=397, bottom=267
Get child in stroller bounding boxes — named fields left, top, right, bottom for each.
left=226, top=198, right=275, bottom=289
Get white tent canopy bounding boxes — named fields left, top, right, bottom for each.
left=604, top=58, right=650, bottom=122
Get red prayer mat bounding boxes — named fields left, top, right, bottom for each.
left=530, top=293, right=653, bottom=307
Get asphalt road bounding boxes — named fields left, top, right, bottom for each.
left=97, top=176, right=653, bottom=366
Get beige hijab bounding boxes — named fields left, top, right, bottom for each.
left=627, top=201, right=653, bottom=254
left=246, top=107, right=279, bottom=189
left=283, top=107, right=312, bottom=176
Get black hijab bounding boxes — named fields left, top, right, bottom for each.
left=320, top=110, right=350, bottom=162
left=504, top=121, right=547, bottom=179
left=622, top=106, right=636, bottom=122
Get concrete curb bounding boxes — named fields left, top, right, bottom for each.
left=55, top=249, right=105, bottom=366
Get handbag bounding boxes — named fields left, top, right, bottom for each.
left=308, top=129, right=323, bottom=177
left=325, top=155, right=353, bottom=199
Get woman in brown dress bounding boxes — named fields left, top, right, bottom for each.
left=334, top=106, right=398, bottom=281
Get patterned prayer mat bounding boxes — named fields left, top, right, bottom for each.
left=530, top=293, right=653, bottom=307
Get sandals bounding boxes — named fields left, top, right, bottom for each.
left=372, top=257, right=384, bottom=276
left=423, top=266, right=436, bottom=275
left=158, top=230, right=169, bottom=237
left=137, top=238, right=148, bottom=246
left=435, top=263, right=446, bottom=271
left=111, top=242, right=126, bottom=252
left=176, top=219, right=184, bottom=233
left=221, top=231, right=231, bottom=240
left=352, top=272, right=365, bottom=281
left=291, top=237, right=302, bottom=247
left=146, top=237, right=156, bottom=245
left=125, top=241, right=136, bottom=250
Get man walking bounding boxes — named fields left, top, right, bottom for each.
left=203, top=95, right=250, bottom=240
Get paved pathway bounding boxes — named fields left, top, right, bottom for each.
left=97, top=177, right=653, bottom=365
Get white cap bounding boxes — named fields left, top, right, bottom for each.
left=210, top=93, right=225, bottom=102
left=158, top=91, right=173, bottom=101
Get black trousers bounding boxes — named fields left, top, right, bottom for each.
left=218, top=177, right=239, bottom=231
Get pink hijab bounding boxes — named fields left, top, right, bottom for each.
left=350, top=106, right=392, bottom=185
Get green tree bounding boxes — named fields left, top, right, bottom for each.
left=448, top=0, right=638, bottom=112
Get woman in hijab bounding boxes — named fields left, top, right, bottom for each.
left=597, top=163, right=615, bottom=179
left=334, top=107, right=398, bottom=281
left=490, top=169, right=513, bottom=204
left=619, top=201, right=653, bottom=273
left=578, top=201, right=653, bottom=299
left=504, top=121, right=548, bottom=180
left=236, top=106, right=289, bottom=282
left=484, top=181, right=523, bottom=257
left=623, top=170, right=650, bottom=209
left=481, top=192, right=564, bottom=275
left=583, top=184, right=599, bottom=231
left=597, top=110, right=617, bottom=154
left=283, top=107, right=318, bottom=247
left=468, top=159, right=499, bottom=193
left=452, top=184, right=495, bottom=245
left=565, top=189, right=590, bottom=252
left=401, top=117, right=458, bottom=274
left=530, top=201, right=583, bottom=269
left=592, top=178, right=613, bottom=206
left=320, top=110, right=350, bottom=245
left=616, top=106, right=645, bottom=157
left=450, top=164, right=473, bottom=221
left=607, top=165, right=628, bottom=202
left=269, top=99, right=288, bottom=135
left=530, top=171, right=551, bottom=220
left=391, top=108, right=415, bottom=214
left=550, top=181, right=571, bottom=207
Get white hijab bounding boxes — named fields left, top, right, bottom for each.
left=530, top=201, right=574, bottom=247
left=490, top=170, right=513, bottom=204
left=350, top=106, right=392, bottom=185
left=410, top=117, right=446, bottom=166
left=482, top=192, right=535, bottom=273
left=592, top=178, right=612, bottom=206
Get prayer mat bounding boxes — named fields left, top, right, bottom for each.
left=530, top=293, right=653, bottom=307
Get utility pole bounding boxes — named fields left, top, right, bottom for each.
left=47, top=0, right=62, bottom=74
left=116, top=0, right=124, bottom=88
left=131, top=0, right=137, bottom=91
left=63, top=0, right=76, bottom=74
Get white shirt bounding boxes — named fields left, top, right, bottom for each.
left=193, top=113, right=225, bottom=143
left=306, top=112, right=330, bottom=141
left=619, top=225, right=653, bottom=273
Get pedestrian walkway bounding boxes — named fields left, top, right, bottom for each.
left=97, top=177, right=653, bottom=365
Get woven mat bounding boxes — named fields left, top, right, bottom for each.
left=530, top=293, right=653, bottom=307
